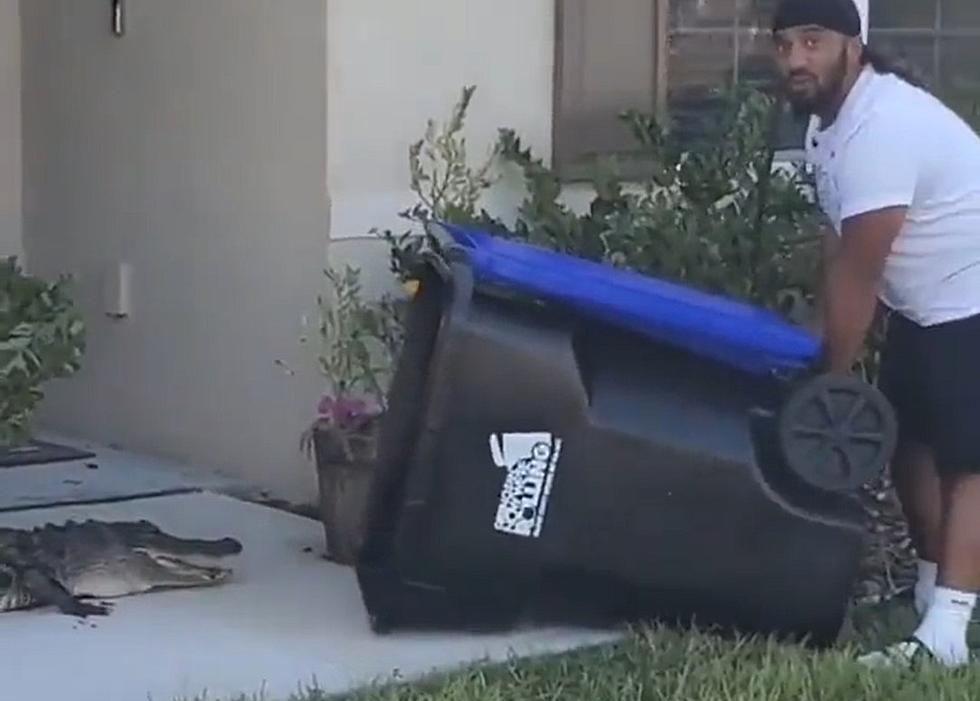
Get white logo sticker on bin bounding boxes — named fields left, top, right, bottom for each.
left=489, top=432, right=562, bottom=538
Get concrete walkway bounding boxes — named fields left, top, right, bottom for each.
left=0, top=439, right=620, bottom=701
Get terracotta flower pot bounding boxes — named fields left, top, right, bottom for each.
left=311, top=416, right=380, bottom=565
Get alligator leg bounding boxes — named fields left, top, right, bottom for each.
left=21, top=569, right=113, bottom=618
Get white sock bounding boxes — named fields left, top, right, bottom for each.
left=915, top=559, right=938, bottom=616
left=913, top=586, right=976, bottom=666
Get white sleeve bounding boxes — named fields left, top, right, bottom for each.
left=836, top=115, right=918, bottom=221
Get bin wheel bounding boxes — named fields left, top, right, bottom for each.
left=777, top=373, right=897, bottom=493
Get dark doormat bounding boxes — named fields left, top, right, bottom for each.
left=0, top=441, right=97, bottom=468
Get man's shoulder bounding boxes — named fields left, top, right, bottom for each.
left=838, top=72, right=980, bottom=216
left=864, top=72, right=965, bottom=132
left=865, top=75, right=922, bottom=117
left=845, top=75, right=952, bottom=150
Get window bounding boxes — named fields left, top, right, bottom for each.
left=869, top=1, right=980, bottom=123
left=553, top=0, right=980, bottom=176
left=666, top=0, right=789, bottom=143
left=553, top=0, right=795, bottom=175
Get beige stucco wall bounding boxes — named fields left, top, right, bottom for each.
left=325, top=0, right=557, bottom=285
left=21, top=0, right=329, bottom=501
left=0, top=0, right=20, bottom=260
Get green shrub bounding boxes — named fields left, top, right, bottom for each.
left=380, top=86, right=822, bottom=322
left=0, top=258, right=86, bottom=447
left=497, top=87, right=823, bottom=326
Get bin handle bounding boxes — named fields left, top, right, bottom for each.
left=401, top=254, right=475, bottom=515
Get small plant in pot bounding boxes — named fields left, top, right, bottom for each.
left=298, top=265, right=405, bottom=566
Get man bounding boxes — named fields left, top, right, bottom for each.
left=771, top=0, right=980, bottom=668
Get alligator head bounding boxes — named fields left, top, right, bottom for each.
left=0, top=519, right=244, bottom=617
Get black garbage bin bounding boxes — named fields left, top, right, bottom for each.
left=356, top=223, right=897, bottom=646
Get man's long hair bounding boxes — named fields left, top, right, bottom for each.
left=860, top=44, right=929, bottom=89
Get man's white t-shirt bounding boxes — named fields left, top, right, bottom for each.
left=805, top=65, right=980, bottom=327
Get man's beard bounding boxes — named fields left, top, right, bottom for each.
left=785, top=49, right=849, bottom=117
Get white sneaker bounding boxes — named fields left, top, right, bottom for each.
left=857, top=637, right=939, bottom=669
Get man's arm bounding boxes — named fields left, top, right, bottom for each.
left=807, top=222, right=840, bottom=336
left=820, top=206, right=906, bottom=373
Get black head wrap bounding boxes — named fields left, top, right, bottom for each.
left=772, top=0, right=862, bottom=38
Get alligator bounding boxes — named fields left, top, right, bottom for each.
left=0, top=518, right=243, bottom=617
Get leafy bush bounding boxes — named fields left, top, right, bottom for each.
left=497, top=88, right=823, bottom=325
left=0, top=258, right=86, bottom=447
left=382, top=85, right=823, bottom=326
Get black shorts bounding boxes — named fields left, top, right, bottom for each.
left=879, top=311, right=980, bottom=474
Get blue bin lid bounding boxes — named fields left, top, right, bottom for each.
left=438, top=223, right=820, bottom=377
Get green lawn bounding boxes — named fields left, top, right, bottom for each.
left=194, top=598, right=980, bottom=701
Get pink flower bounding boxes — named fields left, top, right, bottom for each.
left=317, top=394, right=377, bottom=428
